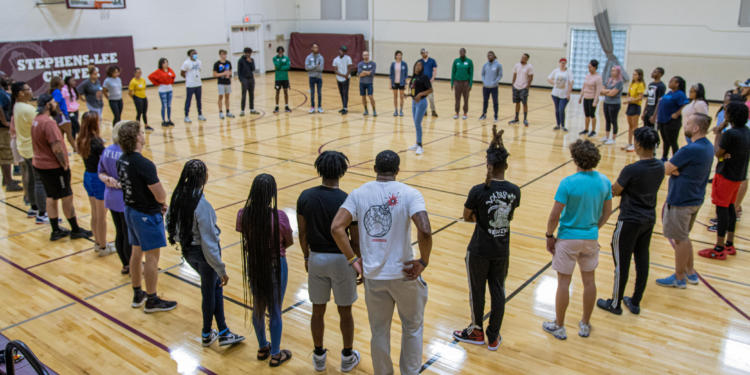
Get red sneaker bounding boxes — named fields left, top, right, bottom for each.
left=698, top=248, right=727, bottom=260
left=486, top=333, right=501, bottom=351
left=452, top=327, right=485, bottom=345
left=725, top=245, right=737, bottom=255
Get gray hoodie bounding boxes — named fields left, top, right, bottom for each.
left=172, top=195, right=226, bottom=277
left=481, top=60, right=503, bottom=88
left=305, top=53, right=324, bottom=78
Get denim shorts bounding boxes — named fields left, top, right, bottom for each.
left=83, top=171, right=105, bottom=200
left=125, top=206, right=167, bottom=251
left=360, top=83, right=373, bottom=96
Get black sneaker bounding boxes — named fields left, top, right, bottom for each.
left=132, top=290, right=147, bottom=308
left=145, top=125, right=154, bottom=131
left=338, top=109, right=344, bottom=113
left=596, top=298, right=622, bottom=315
left=707, top=225, right=717, bottom=232
left=162, top=121, right=169, bottom=127
left=562, top=127, right=569, bottom=132
left=622, top=296, right=640, bottom=314
left=167, top=120, right=175, bottom=126
left=341, top=109, right=348, bottom=115
left=285, top=107, right=292, bottom=113
left=50, top=228, right=71, bottom=241
left=508, top=119, right=520, bottom=125
left=710, top=218, right=718, bottom=225
left=588, top=131, right=597, bottom=137
left=219, top=330, right=246, bottom=346
left=553, top=125, right=561, bottom=130
left=144, top=296, right=177, bottom=313
left=579, top=130, right=589, bottom=135
left=70, top=228, right=93, bottom=239
left=202, top=329, right=218, bottom=347
left=479, top=114, right=486, bottom=120
left=494, top=116, right=498, bottom=122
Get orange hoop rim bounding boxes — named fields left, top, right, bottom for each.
left=94, top=1, right=113, bottom=9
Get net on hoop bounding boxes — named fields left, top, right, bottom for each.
left=95, top=1, right=112, bottom=19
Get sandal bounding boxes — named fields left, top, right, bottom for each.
left=269, top=349, right=292, bottom=367
left=121, top=266, right=130, bottom=275
left=257, top=344, right=271, bottom=360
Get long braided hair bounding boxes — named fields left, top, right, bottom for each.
left=166, top=160, right=208, bottom=251
left=484, top=125, right=510, bottom=189
left=240, top=173, right=281, bottom=325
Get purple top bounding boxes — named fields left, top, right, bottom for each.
left=97, top=144, right=125, bottom=212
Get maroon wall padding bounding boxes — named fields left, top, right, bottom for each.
left=288, top=32, right=365, bottom=73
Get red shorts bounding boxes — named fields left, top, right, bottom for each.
left=712, top=174, right=742, bottom=207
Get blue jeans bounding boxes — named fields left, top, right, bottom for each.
left=185, top=86, right=202, bottom=116
left=183, top=245, right=227, bottom=334
left=412, top=97, right=428, bottom=144
left=552, top=96, right=569, bottom=127
left=158, top=91, right=172, bottom=121
left=309, top=77, right=322, bottom=108
left=252, top=257, right=288, bottom=355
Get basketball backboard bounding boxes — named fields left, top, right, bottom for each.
left=65, top=0, right=126, bottom=9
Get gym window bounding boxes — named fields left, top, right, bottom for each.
left=321, top=0, right=342, bottom=20
left=428, top=0, right=456, bottom=21
left=569, top=28, right=627, bottom=90
left=346, top=0, right=368, bottom=20
left=460, top=0, right=489, bottom=22
left=740, top=0, right=750, bottom=26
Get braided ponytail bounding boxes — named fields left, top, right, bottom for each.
left=485, top=125, right=509, bottom=189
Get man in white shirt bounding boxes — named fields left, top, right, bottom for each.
left=181, top=49, right=206, bottom=123
left=332, top=46, right=353, bottom=115
left=332, top=150, right=433, bottom=375
left=509, top=53, right=534, bottom=127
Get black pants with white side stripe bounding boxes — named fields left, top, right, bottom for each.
left=610, top=221, right=654, bottom=309
left=466, top=252, right=508, bottom=334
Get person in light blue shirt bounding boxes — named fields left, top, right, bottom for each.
left=543, top=139, right=612, bottom=340
left=480, top=51, right=503, bottom=121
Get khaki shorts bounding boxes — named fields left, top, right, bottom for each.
left=552, top=239, right=600, bottom=275
left=0, top=129, right=13, bottom=165
left=662, top=204, right=701, bottom=242
left=10, top=137, right=23, bottom=164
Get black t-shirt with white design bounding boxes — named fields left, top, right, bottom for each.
left=645, top=81, right=666, bottom=110
left=117, top=152, right=161, bottom=215
left=464, top=180, right=521, bottom=259
left=213, top=60, right=232, bottom=85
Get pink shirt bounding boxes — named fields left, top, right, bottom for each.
left=236, top=208, right=292, bottom=257
left=61, top=86, right=79, bottom=113
left=582, top=73, right=603, bottom=105
left=681, top=100, right=708, bottom=119
left=394, top=63, right=401, bottom=84
left=513, top=63, right=534, bottom=90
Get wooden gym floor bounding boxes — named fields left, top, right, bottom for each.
left=1, top=71, right=749, bottom=375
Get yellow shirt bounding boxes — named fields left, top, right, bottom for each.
left=129, top=78, right=147, bottom=99
left=628, top=82, right=645, bottom=105
left=14, top=102, right=37, bottom=159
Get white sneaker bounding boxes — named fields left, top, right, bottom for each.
left=226, top=112, right=235, bottom=118
left=542, top=321, right=567, bottom=340
left=605, top=138, right=616, bottom=145
left=599, top=136, right=609, bottom=142
left=312, top=350, right=327, bottom=371
left=197, top=115, right=207, bottom=121
left=416, top=146, right=424, bottom=155
left=454, top=114, right=459, bottom=119
left=98, top=243, right=116, bottom=257
left=184, top=116, right=192, bottom=123
left=578, top=321, right=591, bottom=337
left=625, top=144, right=635, bottom=152
left=462, top=115, right=467, bottom=120
left=408, top=144, right=419, bottom=151
left=317, top=107, right=324, bottom=113
left=250, top=109, right=260, bottom=115
left=340, top=350, right=360, bottom=373
left=239, top=111, right=245, bottom=116
left=309, top=107, right=315, bottom=114
left=219, top=112, right=225, bottom=119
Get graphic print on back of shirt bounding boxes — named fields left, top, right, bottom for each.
left=364, top=193, right=400, bottom=238
left=487, top=190, right=517, bottom=237
left=647, top=85, right=657, bottom=106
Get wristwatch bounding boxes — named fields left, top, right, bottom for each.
left=545, top=233, right=554, bottom=238
left=419, top=259, right=428, bottom=268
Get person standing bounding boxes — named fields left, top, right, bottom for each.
left=621, top=69, right=646, bottom=151
left=655, top=76, right=690, bottom=161
left=331, top=150, right=433, bottom=375
left=181, top=49, right=206, bottom=123
left=102, top=65, right=124, bottom=126
left=419, top=48, right=438, bottom=117
left=61, top=76, right=81, bottom=137
left=655, top=113, right=714, bottom=288
left=599, top=66, right=624, bottom=145
left=699, top=103, right=750, bottom=260
left=451, top=48, right=473, bottom=120
left=272, top=46, right=291, bottom=114
left=681, top=83, right=709, bottom=144
left=76, top=67, right=104, bottom=125
left=390, top=50, right=408, bottom=117
left=128, top=68, right=153, bottom=131
left=147, top=58, right=176, bottom=127
left=407, top=61, right=432, bottom=156
left=11, top=82, right=47, bottom=222
left=597, top=127, right=663, bottom=315
left=480, top=52, right=503, bottom=122
left=213, top=50, right=235, bottom=120
left=332, top=46, right=353, bottom=115
left=642, top=67, right=666, bottom=129
left=358, top=51, right=377, bottom=117
left=32, top=94, right=93, bottom=241
left=116, top=120, right=177, bottom=312
left=578, top=60, right=602, bottom=137
left=48, top=77, right=76, bottom=152
left=0, top=78, right=21, bottom=192
left=166, top=160, right=245, bottom=347
left=297, top=151, right=362, bottom=372
left=238, top=47, right=259, bottom=117
left=543, top=140, right=612, bottom=340
left=547, top=58, right=573, bottom=131
left=509, top=54, right=534, bottom=126
left=98, top=121, right=132, bottom=274
left=237, top=173, right=294, bottom=367
left=76, top=111, right=115, bottom=256
left=306, top=43, right=324, bottom=114
left=452, top=126, right=519, bottom=351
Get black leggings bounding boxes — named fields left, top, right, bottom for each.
left=604, top=103, right=621, bottom=134
left=109, top=99, right=123, bottom=126
left=70, top=111, right=80, bottom=138
left=716, top=204, right=737, bottom=238
left=466, top=251, right=507, bottom=335
left=133, top=96, right=148, bottom=125
left=110, top=210, right=132, bottom=268
left=610, top=221, right=653, bottom=309
left=659, top=117, right=682, bottom=159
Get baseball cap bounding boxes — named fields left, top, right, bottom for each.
left=341, top=46, right=347, bottom=51
left=420, top=48, right=428, bottom=53
left=737, top=78, right=750, bottom=88
left=36, top=93, right=54, bottom=113
left=559, top=58, right=567, bottom=63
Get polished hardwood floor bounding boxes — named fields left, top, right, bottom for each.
left=1, top=71, right=749, bottom=375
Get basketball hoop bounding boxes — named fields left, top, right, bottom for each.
left=95, top=1, right=111, bottom=19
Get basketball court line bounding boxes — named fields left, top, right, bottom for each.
left=26, top=246, right=95, bottom=269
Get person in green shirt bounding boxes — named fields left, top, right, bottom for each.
left=273, top=46, right=291, bottom=113
left=451, top=48, right=473, bottom=119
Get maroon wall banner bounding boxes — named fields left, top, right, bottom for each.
left=289, top=33, right=366, bottom=73
left=0, top=36, right=135, bottom=97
